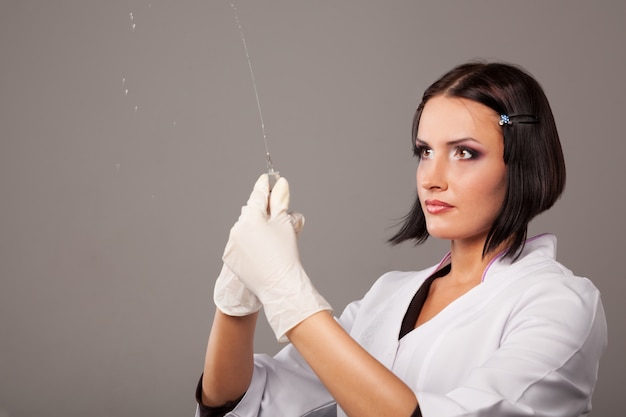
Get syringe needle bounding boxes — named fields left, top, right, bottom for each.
left=230, top=2, right=279, bottom=190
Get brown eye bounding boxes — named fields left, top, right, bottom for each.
left=414, top=146, right=433, bottom=160
left=452, top=146, right=479, bottom=160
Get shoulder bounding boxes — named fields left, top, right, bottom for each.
left=501, top=270, right=607, bottom=362
left=481, top=235, right=606, bottom=336
left=487, top=234, right=602, bottom=300
left=491, top=259, right=603, bottom=318
left=493, top=260, right=605, bottom=349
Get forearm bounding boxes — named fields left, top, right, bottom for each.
left=202, top=310, right=258, bottom=406
left=287, top=311, right=418, bottom=417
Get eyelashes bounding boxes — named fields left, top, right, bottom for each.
left=413, top=145, right=482, bottom=161
left=413, top=145, right=430, bottom=159
left=453, top=146, right=481, bottom=160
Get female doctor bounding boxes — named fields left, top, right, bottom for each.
left=196, top=61, right=607, bottom=416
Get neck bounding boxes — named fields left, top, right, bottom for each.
left=447, top=237, right=506, bottom=284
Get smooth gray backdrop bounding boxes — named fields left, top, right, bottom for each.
left=1, top=1, right=624, bottom=416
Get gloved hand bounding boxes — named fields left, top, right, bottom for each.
left=214, top=263, right=262, bottom=316
left=222, top=173, right=332, bottom=342
left=213, top=202, right=305, bottom=316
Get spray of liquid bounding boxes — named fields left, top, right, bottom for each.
left=229, top=3, right=277, bottom=182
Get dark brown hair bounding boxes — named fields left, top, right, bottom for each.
left=389, top=61, right=566, bottom=259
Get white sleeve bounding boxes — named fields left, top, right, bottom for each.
left=199, top=300, right=361, bottom=417
left=416, top=278, right=608, bottom=417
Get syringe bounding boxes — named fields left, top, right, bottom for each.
left=266, top=153, right=279, bottom=191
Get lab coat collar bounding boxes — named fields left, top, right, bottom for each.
left=431, top=233, right=558, bottom=283
left=481, top=233, right=557, bottom=283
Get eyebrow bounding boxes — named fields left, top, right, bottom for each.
left=415, top=137, right=481, bottom=146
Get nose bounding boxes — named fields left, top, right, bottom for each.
left=417, top=157, right=448, bottom=191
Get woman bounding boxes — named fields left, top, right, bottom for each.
left=196, top=61, right=607, bottom=416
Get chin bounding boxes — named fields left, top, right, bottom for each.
left=427, top=226, right=491, bottom=246
left=426, top=229, right=457, bottom=241
left=426, top=224, right=478, bottom=241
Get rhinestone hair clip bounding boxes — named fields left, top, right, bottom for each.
left=499, top=114, right=539, bottom=126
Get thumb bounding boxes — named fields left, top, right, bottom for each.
left=269, top=176, right=290, bottom=218
left=245, top=173, right=270, bottom=214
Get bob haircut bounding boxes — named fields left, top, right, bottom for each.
left=389, top=61, right=566, bottom=259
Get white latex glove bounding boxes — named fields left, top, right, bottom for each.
left=222, top=174, right=332, bottom=342
left=213, top=203, right=305, bottom=316
left=213, top=263, right=262, bottom=316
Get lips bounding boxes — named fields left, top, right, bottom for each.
left=424, top=199, right=454, bottom=214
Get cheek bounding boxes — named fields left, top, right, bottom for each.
left=491, top=166, right=508, bottom=201
left=484, top=177, right=507, bottom=216
left=462, top=166, right=507, bottom=206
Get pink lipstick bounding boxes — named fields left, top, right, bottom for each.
left=424, top=199, right=454, bottom=214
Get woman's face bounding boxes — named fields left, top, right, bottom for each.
left=415, top=95, right=507, bottom=246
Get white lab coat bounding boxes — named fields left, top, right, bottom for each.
left=196, top=234, right=607, bottom=417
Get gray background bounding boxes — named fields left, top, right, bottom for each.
left=1, top=1, right=624, bottom=416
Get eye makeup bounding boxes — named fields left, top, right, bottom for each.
left=414, top=138, right=484, bottom=161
